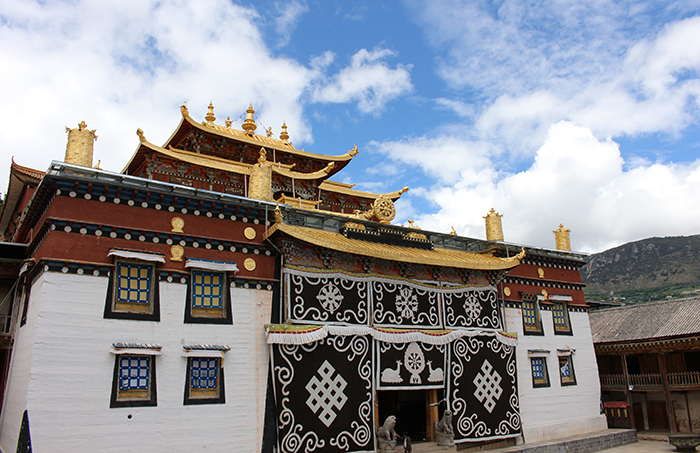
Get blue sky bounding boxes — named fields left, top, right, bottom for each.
left=1, top=0, right=700, bottom=252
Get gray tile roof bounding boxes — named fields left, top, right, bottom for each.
left=589, top=296, right=700, bottom=344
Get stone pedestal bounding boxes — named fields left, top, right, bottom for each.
left=435, top=431, right=455, bottom=447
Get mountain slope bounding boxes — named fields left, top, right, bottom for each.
left=581, top=235, right=700, bottom=303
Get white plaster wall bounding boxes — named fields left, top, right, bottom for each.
left=504, top=307, right=607, bottom=443
left=0, top=272, right=272, bottom=453
left=0, top=274, right=45, bottom=453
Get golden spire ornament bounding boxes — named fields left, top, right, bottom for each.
left=280, top=121, right=289, bottom=143
left=205, top=101, right=216, bottom=124
left=242, top=103, right=257, bottom=135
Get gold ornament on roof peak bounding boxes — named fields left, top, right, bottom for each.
left=280, top=121, right=289, bottom=143
left=484, top=208, right=504, bottom=242
left=554, top=223, right=572, bottom=251
left=242, top=103, right=257, bottom=135
left=449, top=226, right=457, bottom=235
left=266, top=126, right=273, bottom=137
left=180, top=102, right=189, bottom=117
left=349, top=144, right=359, bottom=156
left=205, top=101, right=216, bottom=124
left=225, top=116, right=232, bottom=128
left=136, top=128, right=146, bottom=142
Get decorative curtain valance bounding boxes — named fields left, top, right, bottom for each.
left=266, top=324, right=517, bottom=347
left=108, top=249, right=166, bottom=263
left=185, top=258, right=239, bottom=273
left=110, top=342, right=162, bottom=355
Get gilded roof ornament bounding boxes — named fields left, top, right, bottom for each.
left=553, top=223, right=572, bottom=251
left=349, top=144, right=359, bottom=156
left=484, top=208, right=504, bottom=242
left=225, top=116, right=232, bottom=128
left=280, top=121, right=289, bottom=143
left=242, top=103, right=257, bottom=135
left=64, top=121, right=97, bottom=168
left=407, top=220, right=420, bottom=229
left=205, top=101, right=216, bottom=125
left=265, top=126, right=273, bottom=138
left=136, top=128, right=146, bottom=142
left=274, top=206, right=283, bottom=224
left=449, top=226, right=457, bottom=235
left=180, top=102, right=189, bottom=117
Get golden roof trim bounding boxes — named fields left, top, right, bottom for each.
left=180, top=110, right=358, bottom=162
left=267, top=219, right=523, bottom=271
left=318, top=181, right=408, bottom=200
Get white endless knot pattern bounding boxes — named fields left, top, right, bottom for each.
left=473, top=359, right=502, bottom=413
left=316, top=282, right=344, bottom=314
left=306, top=360, right=348, bottom=427
left=395, top=287, right=418, bottom=320
left=463, top=295, right=482, bottom=320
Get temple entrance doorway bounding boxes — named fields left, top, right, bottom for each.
left=378, top=390, right=427, bottom=442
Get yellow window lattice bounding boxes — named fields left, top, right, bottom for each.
left=192, top=271, right=223, bottom=309
left=117, top=263, right=151, bottom=304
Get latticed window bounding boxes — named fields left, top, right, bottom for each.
left=185, top=356, right=225, bottom=404
left=552, top=302, right=572, bottom=334
left=530, top=357, right=550, bottom=387
left=110, top=354, right=157, bottom=407
left=116, top=263, right=151, bottom=304
left=559, top=355, right=576, bottom=385
left=521, top=298, right=542, bottom=334
left=192, top=271, right=223, bottom=309
left=120, top=356, right=150, bottom=390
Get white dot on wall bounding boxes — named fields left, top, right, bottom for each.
left=180, top=278, right=187, bottom=284
left=84, top=194, right=91, bottom=200
left=230, top=246, right=236, bottom=252
left=181, top=208, right=188, bottom=214
left=93, top=270, right=100, bottom=276
left=168, top=206, right=175, bottom=212
left=95, top=230, right=102, bottom=236
left=193, top=242, right=199, bottom=248
left=256, top=284, right=261, bottom=289
left=242, top=248, right=248, bottom=253
left=179, top=240, right=186, bottom=246
left=167, top=276, right=173, bottom=282
left=242, top=217, right=248, bottom=223
left=155, top=204, right=162, bottom=210
left=141, top=202, right=148, bottom=208
left=110, top=232, right=117, bottom=238
left=77, top=268, right=84, bottom=274
left=267, top=285, right=272, bottom=290
left=253, top=219, right=259, bottom=224
left=128, top=200, right=135, bottom=206
left=153, top=237, right=159, bottom=243
left=218, top=245, right=224, bottom=251
left=69, top=191, right=76, bottom=198
left=265, top=250, right=271, bottom=256
left=230, top=215, right=236, bottom=221
left=64, top=226, right=72, bottom=233
left=139, top=236, right=146, bottom=242
left=194, top=210, right=200, bottom=216
left=61, top=267, right=69, bottom=273
left=166, top=239, right=173, bottom=245
left=99, top=196, right=106, bottom=202
left=206, top=212, right=212, bottom=217
left=219, top=214, right=225, bottom=219
left=253, top=249, right=259, bottom=255
left=124, top=234, right=132, bottom=240
left=80, top=228, right=87, bottom=235
left=205, top=243, right=211, bottom=249
left=114, top=198, right=121, bottom=204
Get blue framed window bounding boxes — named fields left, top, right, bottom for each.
left=530, top=357, right=550, bottom=388
left=521, top=297, right=543, bottom=335
left=184, top=357, right=225, bottom=405
left=559, top=355, right=577, bottom=385
left=106, top=260, right=159, bottom=321
left=552, top=302, right=572, bottom=334
left=192, top=271, right=223, bottom=309
left=110, top=355, right=157, bottom=407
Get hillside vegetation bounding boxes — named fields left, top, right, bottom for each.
left=581, top=235, right=700, bottom=303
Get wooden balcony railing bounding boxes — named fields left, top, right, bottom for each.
left=600, top=372, right=700, bottom=389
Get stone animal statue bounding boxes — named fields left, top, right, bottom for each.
left=434, top=410, right=455, bottom=447
left=377, top=415, right=398, bottom=452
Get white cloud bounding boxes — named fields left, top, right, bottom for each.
left=0, top=0, right=414, bottom=193
left=273, top=1, right=308, bottom=47
left=380, top=121, right=700, bottom=252
left=311, top=48, right=413, bottom=114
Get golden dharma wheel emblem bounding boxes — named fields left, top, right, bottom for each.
left=504, top=287, right=511, bottom=297
left=372, top=194, right=396, bottom=223
left=171, top=217, right=185, bottom=233
left=244, top=258, right=256, bottom=272
left=537, top=267, right=544, bottom=278
left=244, top=227, right=257, bottom=240
left=170, top=245, right=184, bottom=262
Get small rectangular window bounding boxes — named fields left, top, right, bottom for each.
left=530, top=357, right=550, bottom=388
left=184, top=357, right=225, bottom=405
left=559, top=355, right=577, bottom=386
left=184, top=261, right=236, bottom=324
left=110, top=355, right=157, bottom=407
left=552, top=301, right=572, bottom=335
left=521, top=295, right=543, bottom=335
left=105, top=259, right=160, bottom=321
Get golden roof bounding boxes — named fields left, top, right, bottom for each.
left=267, top=219, right=524, bottom=271
left=176, top=108, right=358, bottom=163
left=319, top=180, right=409, bottom=201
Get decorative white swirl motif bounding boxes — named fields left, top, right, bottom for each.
left=317, top=282, right=343, bottom=314
left=444, top=288, right=501, bottom=329
left=473, top=359, right=502, bottom=413
left=396, top=287, right=418, bottom=320
left=306, top=360, right=348, bottom=427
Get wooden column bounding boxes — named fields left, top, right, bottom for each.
left=621, top=354, right=636, bottom=429
left=658, top=353, right=677, bottom=433
left=426, top=389, right=439, bottom=442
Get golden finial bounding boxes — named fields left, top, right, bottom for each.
left=64, top=121, right=97, bottom=167
left=266, top=126, right=273, bottom=137
left=407, top=219, right=420, bottom=229
left=280, top=121, right=289, bottom=143
left=274, top=206, right=283, bottom=224
left=258, top=147, right=267, bottom=163
left=180, top=102, right=189, bottom=117
left=449, top=226, right=457, bottom=235
left=136, top=128, right=146, bottom=142
left=484, top=208, right=504, bottom=241
left=205, top=101, right=216, bottom=124
left=242, top=103, right=257, bottom=135
left=399, top=187, right=409, bottom=195
left=349, top=144, right=359, bottom=156
left=225, top=116, right=232, bottom=128
left=94, top=160, right=102, bottom=170
left=554, top=223, right=572, bottom=251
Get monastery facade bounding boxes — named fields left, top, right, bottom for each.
left=0, top=103, right=605, bottom=452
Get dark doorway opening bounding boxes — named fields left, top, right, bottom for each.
left=378, top=390, right=427, bottom=442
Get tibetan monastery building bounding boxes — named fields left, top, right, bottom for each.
left=0, top=103, right=605, bottom=452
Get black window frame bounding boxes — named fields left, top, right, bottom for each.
left=110, top=354, right=158, bottom=408
left=183, top=356, right=226, bottom=405
left=104, top=260, right=160, bottom=322
left=184, top=269, right=233, bottom=324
